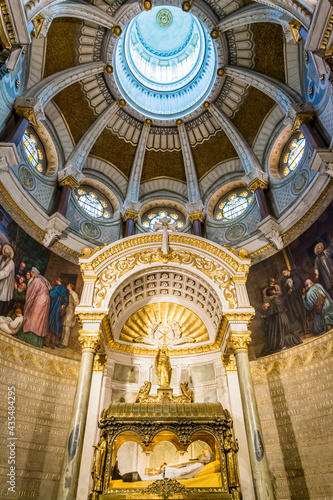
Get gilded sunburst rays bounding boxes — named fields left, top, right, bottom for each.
left=120, top=302, right=209, bottom=346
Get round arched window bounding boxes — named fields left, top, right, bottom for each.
left=22, top=127, right=46, bottom=173
left=281, top=132, right=306, bottom=177
left=142, top=208, right=185, bottom=231
left=74, top=187, right=112, bottom=220
left=214, top=190, right=253, bottom=221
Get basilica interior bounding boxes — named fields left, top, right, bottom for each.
left=0, top=0, right=333, bottom=498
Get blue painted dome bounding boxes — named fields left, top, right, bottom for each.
left=113, top=6, right=217, bottom=120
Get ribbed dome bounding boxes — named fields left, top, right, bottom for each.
left=113, top=6, right=217, bottom=119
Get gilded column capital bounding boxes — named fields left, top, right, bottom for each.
left=203, top=101, right=211, bottom=109
left=58, top=166, right=84, bottom=188
left=222, top=354, right=237, bottom=373
left=288, top=20, right=302, bottom=44
left=228, top=331, right=252, bottom=353
left=93, top=353, right=108, bottom=372
left=176, top=119, right=184, bottom=127
left=118, top=98, right=126, bottom=107
left=78, top=330, right=102, bottom=353
left=104, top=64, right=113, bottom=74
left=122, top=209, right=139, bottom=222
left=291, top=111, right=314, bottom=131
left=217, top=67, right=225, bottom=77
left=14, top=96, right=45, bottom=126
left=243, top=167, right=268, bottom=191
left=188, top=211, right=204, bottom=222
left=145, top=118, right=152, bottom=126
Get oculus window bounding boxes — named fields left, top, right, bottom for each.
left=142, top=208, right=185, bottom=231
left=281, top=132, right=306, bottom=177
left=74, top=187, right=112, bottom=220
left=113, top=6, right=217, bottom=120
left=22, top=128, right=46, bottom=173
left=214, top=190, right=253, bottom=221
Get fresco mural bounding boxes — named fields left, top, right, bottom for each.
left=0, top=204, right=82, bottom=358
left=247, top=203, right=333, bottom=358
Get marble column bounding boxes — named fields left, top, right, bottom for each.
left=228, top=332, right=275, bottom=500
left=222, top=354, right=255, bottom=500
left=56, top=330, right=102, bottom=500
left=121, top=119, right=151, bottom=236
left=76, top=353, right=108, bottom=500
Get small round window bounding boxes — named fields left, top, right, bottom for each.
left=22, top=127, right=46, bottom=173
left=281, top=132, right=306, bottom=177
left=142, top=208, right=185, bottom=231
left=214, top=190, right=253, bottom=221
left=75, top=187, right=112, bottom=220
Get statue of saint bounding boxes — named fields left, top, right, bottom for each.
left=155, top=348, right=172, bottom=387
left=91, top=429, right=107, bottom=492
left=224, top=429, right=240, bottom=489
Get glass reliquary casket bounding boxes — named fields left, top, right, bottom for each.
left=89, top=384, right=242, bottom=500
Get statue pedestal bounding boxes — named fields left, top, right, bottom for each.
left=157, top=387, right=174, bottom=403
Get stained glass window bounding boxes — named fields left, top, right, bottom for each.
left=281, top=133, right=306, bottom=177
left=22, top=129, right=45, bottom=173
left=75, top=187, right=112, bottom=219
left=215, top=190, right=253, bottom=221
left=142, top=208, right=185, bottom=231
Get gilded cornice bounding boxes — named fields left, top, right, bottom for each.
left=82, top=233, right=251, bottom=272
left=0, top=181, right=45, bottom=239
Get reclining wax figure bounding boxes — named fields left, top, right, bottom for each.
left=120, top=449, right=215, bottom=483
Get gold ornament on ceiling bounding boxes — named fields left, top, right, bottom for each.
left=120, top=303, right=209, bottom=346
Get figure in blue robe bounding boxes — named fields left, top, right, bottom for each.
left=49, top=278, right=69, bottom=337
left=303, top=280, right=333, bottom=334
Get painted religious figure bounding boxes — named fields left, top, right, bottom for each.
left=302, top=280, right=333, bottom=334
left=20, top=267, right=51, bottom=348
left=314, top=239, right=333, bottom=298
left=59, top=283, right=80, bottom=348
left=280, top=267, right=309, bottom=333
left=0, top=244, right=15, bottom=315
left=261, top=279, right=302, bottom=356
left=45, top=277, right=69, bottom=347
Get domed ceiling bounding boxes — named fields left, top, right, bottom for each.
left=43, top=0, right=285, bottom=182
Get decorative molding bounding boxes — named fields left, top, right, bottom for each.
left=14, top=96, right=45, bottom=126
left=251, top=330, right=333, bottom=379
left=225, top=66, right=300, bottom=112
left=0, top=332, right=79, bottom=382
left=24, top=62, right=105, bottom=106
